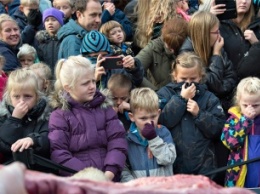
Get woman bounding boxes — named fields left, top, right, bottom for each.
left=219, top=0, right=260, bottom=80
left=0, top=14, right=21, bottom=73
left=136, top=18, right=188, bottom=91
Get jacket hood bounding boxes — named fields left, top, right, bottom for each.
left=49, top=90, right=114, bottom=110
left=57, top=19, right=87, bottom=41
left=0, top=96, right=51, bottom=121
left=36, top=30, right=58, bottom=43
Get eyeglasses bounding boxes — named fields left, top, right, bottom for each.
left=210, top=30, right=220, bottom=35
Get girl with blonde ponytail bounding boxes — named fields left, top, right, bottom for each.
left=48, top=55, right=127, bottom=181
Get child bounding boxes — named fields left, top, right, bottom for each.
left=107, top=73, right=132, bottom=131
left=157, top=52, right=226, bottom=179
left=221, top=77, right=260, bottom=188
left=100, top=0, right=133, bottom=41
left=121, top=87, right=176, bottom=182
left=48, top=55, right=127, bottom=181
left=29, top=62, right=53, bottom=96
left=12, top=0, right=43, bottom=45
left=100, top=20, right=134, bottom=56
left=0, top=68, right=50, bottom=164
left=35, top=7, right=64, bottom=75
left=52, top=0, right=75, bottom=24
left=0, top=55, right=7, bottom=101
left=81, top=30, right=144, bottom=89
left=17, top=43, right=38, bottom=68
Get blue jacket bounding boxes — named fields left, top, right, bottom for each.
left=121, top=123, right=176, bottom=182
left=58, top=19, right=88, bottom=59
left=101, top=9, right=133, bottom=41
left=0, top=41, right=21, bottom=72
left=157, top=82, right=226, bottom=178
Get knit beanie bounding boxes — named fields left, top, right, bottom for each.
left=81, top=30, right=111, bottom=55
left=42, top=8, right=64, bottom=26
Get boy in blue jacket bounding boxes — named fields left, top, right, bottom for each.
left=121, top=87, right=176, bottom=182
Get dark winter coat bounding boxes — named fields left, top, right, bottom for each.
left=157, top=82, right=226, bottom=178
left=220, top=18, right=260, bottom=80
left=57, top=19, right=87, bottom=59
left=0, top=97, right=50, bottom=162
left=0, top=40, right=21, bottom=72
left=35, top=30, right=60, bottom=74
left=48, top=91, right=128, bottom=181
left=179, top=37, right=237, bottom=111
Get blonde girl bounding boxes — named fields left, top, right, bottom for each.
left=157, top=52, right=225, bottom=179
left=48, top=56, right=127, bottom=181
left=221, top=77, right=260, bottom=188
left=179, top=11, right=236, bottom=112
left=0, top=68, right=50, bottom=164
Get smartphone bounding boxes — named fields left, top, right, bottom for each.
left=101, top=56, right=123, bottom=69
left=215, top=0, right=237, bottom=20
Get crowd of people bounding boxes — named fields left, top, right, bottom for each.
left=0, top=0, right=260, bottom=189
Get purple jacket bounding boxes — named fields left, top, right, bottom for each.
left=48, top=91, right=127, bottom=180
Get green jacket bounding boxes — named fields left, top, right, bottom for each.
left=136, top=37, right=175, bottom=91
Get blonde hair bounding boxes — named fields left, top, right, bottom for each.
left=17, top=44, right=37, bottom=60
left=20, top=0, right=39, bottom=6
left=134, top=0, right=177, bottom=49
left=235, top=77, right=260, bottom=107
left=107, top=74, right=132, bottom=92
left=189, top=11, right=219, bottom=66
left=0, top=14, right=19, bottom=31
left=3, top=68, right=41, bottom=104
left=99, top=21, right=126, bottom=43
left=51, top=56, right=94, bottom=109
left=53, top=0, right=74, bottom=7
left=29, top=62, right=53, bottom=95
left=130, top=87, right=159, bottom=113
left=172, top=52, right=206, bottom=82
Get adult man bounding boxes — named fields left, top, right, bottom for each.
left=58, top=0, right=102, bottom=59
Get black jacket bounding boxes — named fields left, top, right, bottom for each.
left=35, top=30, right=60, bottom=75
left=157, top=82, right=226, bottom=178
left=220, top=17, right=260, bottom=80
left=0, top=97, right=50, bottom=162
